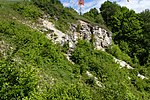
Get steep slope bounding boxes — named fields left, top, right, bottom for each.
left=0, top=0, right=150, bottom=100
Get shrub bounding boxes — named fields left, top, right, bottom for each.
left=13, top=2, right=42, bottom=19
left=106, top=44, right=132, bottom=64
left=0, top=60, right=39, bottom=99
left=46, top=82, right=92, bottom=100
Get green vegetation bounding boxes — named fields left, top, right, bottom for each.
left=13, top=1, right=42, bottom=19
left=0, top=16, right=86, bottom=99
left=139, top=9, right=150, bottom=66
left=71, top=40, right=150, bottom=100
left=100, top=1, right=149, bottom=66
left=31, top=0, right=79, bottom=32
left=83, top=8, right=105, bottom=25
left=0, top=60, right=39, bottom=100
left=0, top=0, right=150, bottom=100
left=106, top=43, right=132, bottom=65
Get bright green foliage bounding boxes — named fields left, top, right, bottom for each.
left=31, top=0, right=108, bottom=33
left=32, top=0, right=63, bottom=17
left=0, top=60, right=39, bottom=100
left=32, top=0, right=78, bottom=32
left=45, top=82, right=92, bottom=100
left=13, top=2, right=42, bottom=19
left=0, top=18, right=77, bottom=80
left=100, top=1, right=145, bottom=65
left=83, top=8, right=105, bottom=24
left=0, top=0, right=150, bottom=100
left=71, top=40, right=150, bottom=99
left=0, top=17, right=93, bottom=99
left=106, top=44, right=132, bottom=64
left=0, top=18, right=80, bottom=99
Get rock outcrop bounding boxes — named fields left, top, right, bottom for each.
left=71, top=20, right=112, bottom=50
left=39, top=18, right=112, bottom=51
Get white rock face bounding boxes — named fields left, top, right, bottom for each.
left=71, top=20, right=112, bottom=50
left=39, top=19, right=112, bottom=51
left=114, top=58, right=134, bottom=69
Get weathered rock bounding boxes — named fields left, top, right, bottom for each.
left=70, top=20, right=112, bottom=50
left=38, top=18, right=112, bottom=51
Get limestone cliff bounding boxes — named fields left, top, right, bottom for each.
left=71, top=20, right=112, bottom=50
left=39, top=18, right=112, bottom=51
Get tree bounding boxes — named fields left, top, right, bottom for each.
left=83, top=8, right=104, bottom=24
left=100, top=1, right=144, bottom=65
left=139, top=9, right=150, bottom=65
left=100, top=1, right=121, bottom=28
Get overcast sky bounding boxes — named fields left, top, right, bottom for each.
left=60, top=0, right=150, bottom=13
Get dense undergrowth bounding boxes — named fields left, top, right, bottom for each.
left=0, top=0, right=150, bottom=100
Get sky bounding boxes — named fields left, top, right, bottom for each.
left=60, top=0, right=150, bottom=13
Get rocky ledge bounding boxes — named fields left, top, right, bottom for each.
left=71, top=20, right=112, bottom=50
left=39, top=18, right=112, bottom=51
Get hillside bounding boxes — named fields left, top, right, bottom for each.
left=0, top=0, right=150, bottom=100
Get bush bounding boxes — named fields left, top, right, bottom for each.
left=46, top=82, right=92, bottom=100
left=106, top=44, right=132, bottom=65
left=70, top=40, right=140, bottom=99
left=13, top=2, right=42, bottom=19
left=0, top=60, right=39, bottom=99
